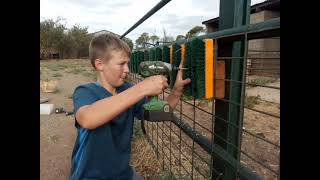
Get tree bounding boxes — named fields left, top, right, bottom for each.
left=185, top=26, right=205, bottom=39
left=150, top=34, right=160, bottom=45
left=135, top=32, right=150, bottom=49
left=176, top=35, right=186, bottom=41
left=40, top=18, right=66, bottom=58
left=67, top=24, right=90, bottom=58
left=162, top=35, right=174, bottom=44
left=160, top=28, right=174, bottom=45
left=58, top=33, right=74, bottom=59
left=40, top=17, right=92, bottom=59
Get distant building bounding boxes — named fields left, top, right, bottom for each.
left=202, top=0, right=280, bottom=78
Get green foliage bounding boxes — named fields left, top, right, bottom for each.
left=245, top=95, right=261, bottom=108
left=40, top=17, right=66, bottom=58
left=135, top=33, right=162, bottom=50
left=135, top=32, right=150, bottom=50
left=67, top=24, right=91, bottom=58
left=40, top=17, right=134, bottom=59
left=52, top=73, right=62, bottom=78
left=185, top=26, right=205, bottom=39
left=175, top=35, right=185, bottom=41
left=150, top=34, right=160, bottom=45
left=47, top=64, right=68, bottom=71
left=133, top=120, right=144, bottom=140
left=247, top=78, right=277, bottom=88
left=68, top=68, right=86, bottom=75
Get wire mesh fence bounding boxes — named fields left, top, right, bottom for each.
left=125, top=0, right=279, bottom=176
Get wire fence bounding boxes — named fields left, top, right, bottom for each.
left=123, top=0, right=280, bottom=178
left=127, top=28, right=279, bottom=179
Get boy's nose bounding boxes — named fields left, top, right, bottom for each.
left=124, top=64, right=130, bottom=73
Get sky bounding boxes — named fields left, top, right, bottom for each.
left=40, top=0, right=266, bottom=42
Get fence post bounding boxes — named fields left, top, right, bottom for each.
left=213, top=0, right=250, bottom=179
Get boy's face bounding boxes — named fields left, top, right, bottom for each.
left=98, top=50, right=130, bottom=87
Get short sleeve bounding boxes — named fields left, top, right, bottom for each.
left=73, top=86, right=99, bottom=127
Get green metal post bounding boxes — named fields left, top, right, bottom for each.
left=213, top=0, right=250, bottom=179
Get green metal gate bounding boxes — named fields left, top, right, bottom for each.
left=124, top=0, right=280, bottom=179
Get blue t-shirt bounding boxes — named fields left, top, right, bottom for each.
left=69, top=82, right=146, bottom=180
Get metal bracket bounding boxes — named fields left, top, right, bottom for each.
left=143, top=107, right=174, bottom=122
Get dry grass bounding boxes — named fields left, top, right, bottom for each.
left=40, top=59, right=279, bottom=180
left=131, top=138, right=163, bottom=179
left=246, top=76, right=278, bottom=88
left=143, top=121, right=212, bottom=180
left=139, top=75, right=280, bottom=180
left=245, top=94, right=261, bottom=108
left=131, top=121, right=181, bottom=180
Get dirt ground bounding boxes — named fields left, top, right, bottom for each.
left=40, top=59, right=168, bottom=180
left=40, top=59, right=95, bottom=180
left=40, top=59, right=279, bottom=180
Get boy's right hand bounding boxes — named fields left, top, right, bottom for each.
left=138, top=75, right=168, bottom=96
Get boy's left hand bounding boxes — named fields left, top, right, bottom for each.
left=173, top=62, right=191, bottom=94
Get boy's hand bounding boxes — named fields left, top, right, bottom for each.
left=138, top=75, right=169, bottom=96
left=172, top=62, right=191, bottom=96
left=166, top=61, right=191, bottom=109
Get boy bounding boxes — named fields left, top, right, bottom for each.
left=69, top=34, right=191, bottom=180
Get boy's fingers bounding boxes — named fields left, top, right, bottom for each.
left=183, top=78, right=191, bottom=85
left=176, top=69, right=182, bottom=78
left=163, top=82, right=169, bottom=90
left=179, top=63, right=185, bottom=71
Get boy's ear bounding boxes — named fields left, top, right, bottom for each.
left=95, top=58, right=104, bottom=71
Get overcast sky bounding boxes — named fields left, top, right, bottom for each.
left=40, top=0, right=266, bottom=42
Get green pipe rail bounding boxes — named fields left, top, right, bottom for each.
left=129, top=20, right=280, bottom=180
left=141, top=115, right=261, bottom=180
left=120, top=0, right=172, bottom=39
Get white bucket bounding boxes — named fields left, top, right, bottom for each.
left=40, top=104, right=54, bottom=115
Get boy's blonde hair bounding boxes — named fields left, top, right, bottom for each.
left=89, top=33, right=131, bottom=69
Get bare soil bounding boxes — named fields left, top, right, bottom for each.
left=40, top=59, right=95, bottom=180
left=40, top=59, right=165, bottom=180
left=40, top=59, right=280, bottom=180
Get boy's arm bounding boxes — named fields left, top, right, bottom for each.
left=76, top=75, right=168, bottom=130
left=166, top=86, right=184, bottom=109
